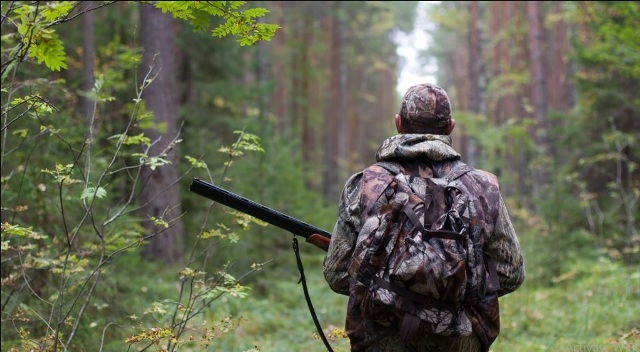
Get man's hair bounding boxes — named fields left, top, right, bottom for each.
left=399, top=83, right=452, bottom=134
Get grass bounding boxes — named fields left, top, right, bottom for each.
left=4, top=223, right=636, bottom=352
left=202, top=229, right=640, bottom=352
left=493, top=257, right=639, bottom=352
left=202, top=247, right=353, bottom=352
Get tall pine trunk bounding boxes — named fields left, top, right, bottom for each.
left=527, top=1, right=551, bottom=194
left=466, top=0, right=482, bottom=167
left=323, top=1, right=341, bottom=201
left=138, top=4, right=183, bottom=263
left=81, top=1, right=95, bottom=121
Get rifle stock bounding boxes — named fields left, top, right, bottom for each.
left=189, top=178, right=331, bottom=251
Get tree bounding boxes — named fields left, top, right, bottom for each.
left=138, top=4, right=184, bottom=263
left=80, top=1, right=96, bottom=120
left=526, top=0, right=551, bottom=192
left=1, top=2, right=279, bottom=349
left=421, top=0, right=639, bottom=264
left=323, top=1, right=343, bottom=201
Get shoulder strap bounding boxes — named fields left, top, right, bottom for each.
left=442, top=163, right=474, bottom=182
left=374, top=161, right=404, bottom=176
left=376, top=160, right=474, bottom=181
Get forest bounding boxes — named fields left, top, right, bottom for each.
left=1, top=1, right=638, bottom=351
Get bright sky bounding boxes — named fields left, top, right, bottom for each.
left=395, top=1, right=438, bottom=96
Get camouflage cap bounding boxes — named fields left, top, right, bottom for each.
left=399, top=83, right=452, bottom=130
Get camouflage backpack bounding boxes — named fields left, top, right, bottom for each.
left=347, top=160, right=499, bottom=340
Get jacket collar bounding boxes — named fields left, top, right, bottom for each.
left=375, top=134, right=460, bottom=162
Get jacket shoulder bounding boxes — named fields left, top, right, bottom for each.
left=448, top=161, right=500, bottom=190
left=473, top=169, right=499, bottom=189
left=458, top=167, right=502, bottom=208
left=363, top=163, right=396, bottom=183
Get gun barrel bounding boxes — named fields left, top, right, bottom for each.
left=189, top=178, right=332, bottom=239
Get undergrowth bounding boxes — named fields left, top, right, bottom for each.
left=197, top=208, right=640, bottom=352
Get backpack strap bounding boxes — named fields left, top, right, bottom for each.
left=404, top=205, right=465, bottom=240
left=376, top=160, right=474, bottom=181
left=485, top=254, right=501, bottom=294
left=441, top=163, right=503, bottom=295
left=375, top=160, right=474, bottom=239
left=374, top=160, right=404, bottom=176
left=442, top=162, right=474, bottom=182
left=441, top=163, right=502, bottom=296
left=372, top=276, right=460, bottom=340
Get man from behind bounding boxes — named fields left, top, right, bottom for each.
left=322, top=83, right=525, bottom=352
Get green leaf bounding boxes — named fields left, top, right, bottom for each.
left=185, top=155, right=206, bottom=169
left=27, top=30, right=68, bottom=71
left=40, top=1, right=76, bottom=22
left=133, top=154, right=172, bottom=170
left=12, top=129, right=28, bottom=138
left=81, top=186, right=107, bottom=202
left=108, top=133, right=152, bottom=147
left=151, top=1, right=279, bottom=45
left=1, top=223, right=47, bottom=240
left=150, top=216, right=169, bottom=228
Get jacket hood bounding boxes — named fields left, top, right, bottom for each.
left=375, top=134, right=460, bottom=162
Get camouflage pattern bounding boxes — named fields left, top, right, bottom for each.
left=399, top=83, right=452, bottom=129
left=323, top=134, right=525, bottom=352
left=347, top=161, right=488, bottom=339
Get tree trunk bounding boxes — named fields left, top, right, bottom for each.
left=81, top=1, right=95, bottom=121
left=138, top=4, right=183, bottom=264
left=527, top=0, right=551, bottom=191
left=323, top=1, right=341, bottom=201
left=466, top=0, right=481, bottom=167
left=271, top=1, right=288, bottom=134
left=549, top=1, right=570, bottom=112
left=515, top=2, right=531, bottom=204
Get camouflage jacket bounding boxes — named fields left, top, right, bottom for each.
left=323, top=134, right=525, bottom=352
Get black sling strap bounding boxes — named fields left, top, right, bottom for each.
left=292, top=236, right=334, bottom=352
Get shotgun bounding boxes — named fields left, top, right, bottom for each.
left=188, top=178, right=332, bottom=251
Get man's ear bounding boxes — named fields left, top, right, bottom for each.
left=445, top=118, right=456, bottom=135
left=395, top=114, right=404, bottom=133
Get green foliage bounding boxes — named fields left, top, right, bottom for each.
left=181, top=216, right=640, bottom=351
left=8, top=2, right=73, bottom=72
left=454, top=111, right=536, bottom=178
left=1, top=1, right=280, bottom=351
left=426, top=0, right=639, bottom=268
left=570, top=1, right=640, bottom=78
left=388, top=1, right=420, bottom=34
left=491, top=211, right=640, bottom=351
left=546, top=1, right=640, bottom=264
left=152, top=1, right=280, bottom=46
left=2, top=1, right=637, bottom=351
left=197, top=249, right=352, bottom=352
left=1, top=1, right=277, bottom=81
left=218, top=130, right=265, bottom=169
left=183, top=130, right=338, bottom=290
